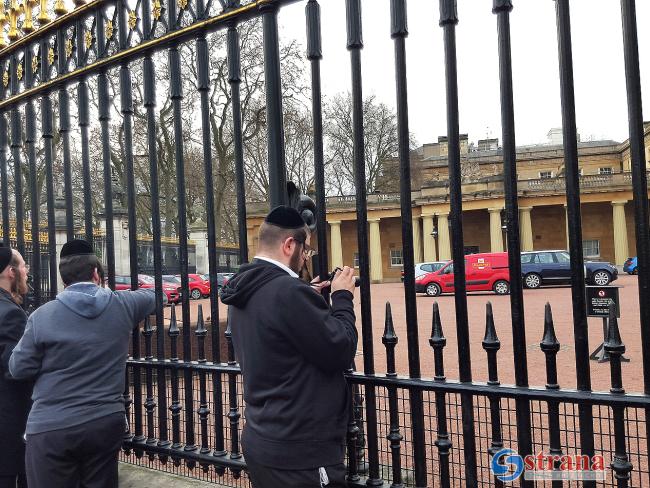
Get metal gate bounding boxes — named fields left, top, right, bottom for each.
left=0, top=0, right=648, bottom=486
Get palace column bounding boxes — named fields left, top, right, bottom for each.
left=488, top=207, right=504, bottom=253
left=329, top=220, right=343, bottom=270
left=412, top=217, right=423, bottom=263
left=368, top=218, right=383, bottom=283
left=436, top=212, right=451, bottom=261
left=612, top=200, right=629, bottom=266
left=422, top=214, right=437, bottom=261
left=519, top=206, right=534, bottom=252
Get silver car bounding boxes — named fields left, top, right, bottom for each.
left=402, top=261, right=449, bottom=281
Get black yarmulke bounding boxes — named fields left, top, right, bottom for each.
left=264, top=205, right=306, bottom=229
left=0, top=243, right=11, bottom=274
left=60, top=239, right=94, bottom=259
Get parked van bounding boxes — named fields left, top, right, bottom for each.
left=415, top=252, right=510, bottom=296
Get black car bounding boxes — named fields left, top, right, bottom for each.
left=521, top=250, right=618, bottom=288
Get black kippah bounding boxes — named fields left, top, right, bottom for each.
left=60, top=239, right=95, bottom=259
left=0, top=243, right=11, bottom=274
left=264, top=205, right=306, bottom=230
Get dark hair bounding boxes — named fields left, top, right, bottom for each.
left=9, top=251, right=20, bottom=268
left=258, top=222, right=308, bottom=250
left=59, top=254, right=105, bottom=286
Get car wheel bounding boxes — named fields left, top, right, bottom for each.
left=425, top=283, right=441, bottom=297
left=524, top=273, right=541, bottom=289
left=190, top=288, right=201, bottom=300
left=633, top=268, right=638, bottom=275
left=493, top=280, right=510, bottom=295
left=592, top=270, right=611, bottom=286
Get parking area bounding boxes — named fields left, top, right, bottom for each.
left=179, top=273, right=643, bottom=394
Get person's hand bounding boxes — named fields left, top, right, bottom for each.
left=310, top=276, right=331, bottom=293
left=331, top=266, right=356, bottom=295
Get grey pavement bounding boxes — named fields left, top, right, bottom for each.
left=119, top=463, right=228, bottom=487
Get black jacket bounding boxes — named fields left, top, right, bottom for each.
left=0, top=288, right=31, bottom=476
left=221, top=259, right=357, bottom=470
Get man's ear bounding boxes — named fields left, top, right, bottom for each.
left=92, top=268, right=102, bottom=285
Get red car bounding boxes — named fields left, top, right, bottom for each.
left=114, top=274, right=181, bottom=304
left=163, top=274, right=211, bottom=300
left=187, top=274, right=210, bottom=300
left=415, top=252, right=510, bottom=296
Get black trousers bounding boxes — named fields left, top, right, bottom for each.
left=0, top=473, right=27, bottom=488
left=25, top=413, right=124, bottom=488
left=246, top=457, right=347, bottom=488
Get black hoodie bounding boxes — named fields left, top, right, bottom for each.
left=221, top=259, right=357, bottom=469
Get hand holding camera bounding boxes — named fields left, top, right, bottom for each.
left=330, top=266, right=358, bottom=294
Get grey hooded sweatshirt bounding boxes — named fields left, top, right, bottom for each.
left=9, top=283, right=155, bottom=434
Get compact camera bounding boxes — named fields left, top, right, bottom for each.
left=327, top=267, right=361, bottom=288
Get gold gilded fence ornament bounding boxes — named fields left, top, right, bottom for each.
left=31, top=53, right=37, bottom=73
left=105, top=19, right=112, bottom=39
left=152, top=0, right=161, bottom=20
left=8, top=0, right=21, bottom=41
left=54, top=0, right=67, bottom=16
left=0, top=5, right=7, bottom=48
left=37, top=0, right=50, bottom=25
left=128, top=10, right=136, bottom=30
left=16, top=59, right=22, bottom=79
left=84, top=29, right=91, bottom=48
left=22, top=0, right=36, bottom=33
left=64, top=37, right=72, bottom=57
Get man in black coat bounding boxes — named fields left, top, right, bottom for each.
left=0, top=244, right=31, bottom=488
left=221, top=206, right=358, bottom=488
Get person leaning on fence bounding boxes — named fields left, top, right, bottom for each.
left=0, top=244, right=31, bottom=488
left=221, top=206, right=358, bottom=488
left=9, top=239, right=156, bottom=488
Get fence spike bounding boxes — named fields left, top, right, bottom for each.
left=604, top=307, right=624, bottom=354
left=382, top=301, right=397, bottom=344
left=540, top=303, right=560, bottom=353
left=482, top=302, right=500, bottom=351
left=429, top=302, right=446, bottom=348
left=429, top=302, right=446, bottom=381
left=195, top=304, right=207, bottom=363
left=382, top=302, right=398, bottom=377
left=540, top=303, right=560, bottom=391
left=169, top=304, right=179, bottom=335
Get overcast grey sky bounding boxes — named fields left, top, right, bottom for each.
left=276, top=0, right=649, bottom=148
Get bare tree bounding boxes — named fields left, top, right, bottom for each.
left=324, top=92, right=406, bottom=196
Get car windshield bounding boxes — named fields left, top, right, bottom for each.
left=163, top=276, right=181, bottom=283
left=139, top=275, right=155, bottom=284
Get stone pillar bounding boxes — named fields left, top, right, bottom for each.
left=422, top=214, right=437, bottom=262
left=488, top=207, right=504, bottom=253
left=436, top=212, right=451, bottom=261
left=189, top=222, right=208, bottom=275
left=412, top=217, right=423, bottom=263
left=368, top=218, right=383, bottom=283
left=329, top=221, right=343, bottom=269
left=519, top=206, right=534, bottom=252
left=612, top=201, right=629, bottom=266
left=99, top=210, right=130, bottom=277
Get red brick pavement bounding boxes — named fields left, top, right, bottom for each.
left=174, top=274, right=645, bottom=394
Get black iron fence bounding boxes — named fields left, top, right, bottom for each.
left=0, top=0, right=648, bottom=487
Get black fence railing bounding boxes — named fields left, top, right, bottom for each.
left=0, top=0, right=648, bottom=487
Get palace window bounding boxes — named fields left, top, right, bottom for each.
left=583, top=239, right=600, bottom=258
left=598, top=167, right=613, bottom=175
left=539, top=171, right=553, bottom=179
left=390, top=249, right=403, bottom=267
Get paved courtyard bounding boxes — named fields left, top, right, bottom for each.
left=175, top=273, right=644, bottom=394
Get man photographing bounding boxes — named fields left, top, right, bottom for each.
left=9, top=239, right=155, bottom=488
left=0, top=244, right=30, bottom=488
left=221, top=206, right=358, bottom=488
